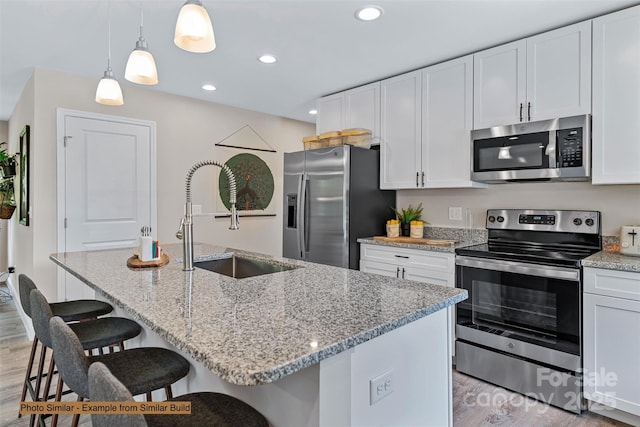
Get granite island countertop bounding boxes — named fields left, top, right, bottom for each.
left=582, top=250, right=640, bottom=273
left=50, top=243, right=467, bottom=387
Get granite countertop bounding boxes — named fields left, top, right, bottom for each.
left=582, top=250, right=640, bottom=273
left=357, top=237, right=482, bottom=253
left=50, top=243, right=467, bottom=387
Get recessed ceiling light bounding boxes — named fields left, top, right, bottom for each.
left=202, top=84, right=216, bottom=91
left=355, top=6, right=383, bottom=21
left=308, top=109, right=318, bottom=115
left=258, top=54, right=277, bottom=64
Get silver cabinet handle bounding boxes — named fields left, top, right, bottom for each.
left=396, top=266, right=400, bottom=278
left=416, top=172, right=419, bottom=187
left=519, top=103, right=523, bottom=122
left=527, top=102, right=531, bottom=121
left=401, top=267, right=406, bottom=279
left=421, top=171, right=425, bottom=187
left=394, top=254, right=409, bottom=259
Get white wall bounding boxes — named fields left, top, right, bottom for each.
left=0, top=120, right=9, bottom=272
left=9, top=67, right=313, bottom=302
left=397, top=181, right=640, bottom=236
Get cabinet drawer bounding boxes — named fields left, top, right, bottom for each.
left=360, top=244, right=454, bottom=273
left=584, top=267, right=640, bottom=301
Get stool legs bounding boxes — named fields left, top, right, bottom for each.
left=18, top=337, right=39, bottom=417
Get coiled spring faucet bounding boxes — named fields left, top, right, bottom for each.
left=176, top=160, right=239, bottom=271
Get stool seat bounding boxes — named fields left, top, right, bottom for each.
left=50, top=299, right=113, bottom=322
left=69, top=317, right=142, bottom=350
left=89, top=362, right=269, bottom=427
left=145, top=392, right=269, bottom=427
left=90, top=347, right=191, bottom=397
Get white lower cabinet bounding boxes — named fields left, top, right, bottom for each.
left=583, top=267, right=640, bottom=418
left=360, top=243, right=456, bottom=355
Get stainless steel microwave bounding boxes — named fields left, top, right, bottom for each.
left=471, top=114, right=590, bottom=183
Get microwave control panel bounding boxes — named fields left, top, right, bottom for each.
left=557, top=128, right=583, bottom=168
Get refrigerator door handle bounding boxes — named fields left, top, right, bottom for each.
left=296, top=173, right=305, bottom=258
left=303, top=176, right=311, bottom=253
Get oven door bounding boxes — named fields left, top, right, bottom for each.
left=455, top=256, right=581, bottom=371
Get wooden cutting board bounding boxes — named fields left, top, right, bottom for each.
left=372, top=236, right=458, bottom=245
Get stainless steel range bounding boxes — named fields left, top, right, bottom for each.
left=455, top=209, right=601, bottom=413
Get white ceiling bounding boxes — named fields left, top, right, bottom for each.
left=1, top=0, right=637, bottom=123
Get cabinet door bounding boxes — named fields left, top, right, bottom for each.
left=316, top=93, right=344, bottom=134
left=526, top=21, right=591, bottom=122
left=344, top=82, right=380, bottom=142
left=380, top=70, right=422, bottom=189
left=592, top=6, right=640, bottom=184
left=360, top=259, right=401, bottom=278
left=422, top=55, right=485, bottom=188
left=583, top=293, right=640, bottom=416
left=473, top=40, right=526, bottom=129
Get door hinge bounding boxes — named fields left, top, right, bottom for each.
left=63, top=135, right=72, bottom=147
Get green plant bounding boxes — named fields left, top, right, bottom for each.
left=0, top=178, right=14, bottom=206
left=0, top=142, right=14, bottom=167
left=392, top=203, right=423, bottom=224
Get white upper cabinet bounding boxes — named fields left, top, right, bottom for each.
left=315, top=82, right=381, bottom=138
left=473, top=40, right=527, bottom=129
left=422, top=55, right=484, bottom=188
left=344, top=82, right=380, bottom=138
left=592, top=6, right=640, bottom=185
left=315, top=92, right=344, bottom=134
left=473, top=21, right=591, bottom=129
left=380, top=70, right=422, bottom=189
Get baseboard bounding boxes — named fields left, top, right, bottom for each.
left=7, top=275, right=35, bottom=340
left=588, top=401, right=640, bottom=426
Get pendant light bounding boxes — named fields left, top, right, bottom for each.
left=125, top=2, right=158, bottom=85
left=174, top=0, right=216, bottom=53
left=96, top=2, right=124, bottom=106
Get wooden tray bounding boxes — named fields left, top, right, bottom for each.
left=127, top=252, right=170, bottom=268
left=372, top=236, right=458, bottom=245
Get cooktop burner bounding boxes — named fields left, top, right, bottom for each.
left=455, top=209, right=602, bottom=268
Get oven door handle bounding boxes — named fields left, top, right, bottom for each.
left=455, top=256, right=580, bottom=281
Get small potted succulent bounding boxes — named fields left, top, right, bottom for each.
left=0, top=177, right=15, bottom=219
left=392, top=203, right=424, bottom=236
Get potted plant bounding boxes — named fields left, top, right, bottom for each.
left=393, top=203, right=424, bottom=236
left=0, top=177, right=15, bottom=219
left=0, top=142, right=16, bottom=178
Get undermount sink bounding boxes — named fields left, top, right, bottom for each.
left=195, top=255, right=296, bottom=279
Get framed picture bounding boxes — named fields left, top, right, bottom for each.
left=19, top=125, right=30, bottom=226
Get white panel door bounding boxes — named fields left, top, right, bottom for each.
left=422, top=55, right=483, bottom=188
left=344, top=82, right=380, bottom=142
left=380, top=70, right=422, bottom=189
left=473, top=40, right=526, bottom=129
left=526, top=21, right=591, bottom=122
left=592, top=5, right=640, bottom=184
left=316, top=93, right=344, bottom=134
left=60, top=112, right=156, bottom=299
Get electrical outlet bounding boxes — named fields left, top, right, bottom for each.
left=449, top=207, right=462, bottom=221
left=192, top=204, right=202, bottom=215
left=369, top=370, right=394, bottom=405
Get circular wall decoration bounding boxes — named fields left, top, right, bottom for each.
left=219, top=153, right=274, bottom=212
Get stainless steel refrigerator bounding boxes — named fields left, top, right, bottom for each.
left=283, top=145, right=395, bottom=269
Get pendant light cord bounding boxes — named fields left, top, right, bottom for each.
left=107, top=0, right=112, bottom=71
left=139, top=1, right=144, bottom=38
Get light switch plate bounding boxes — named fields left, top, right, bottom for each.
left=449, top=207, right=462, bottom=221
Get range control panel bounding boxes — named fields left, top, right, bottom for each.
left=487, top=209, right=600, bottom=234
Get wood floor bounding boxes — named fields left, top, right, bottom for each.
left=0, top=284, right=632, bottom=427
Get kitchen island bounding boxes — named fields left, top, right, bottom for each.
left=51, top=243, right=467, bottom=427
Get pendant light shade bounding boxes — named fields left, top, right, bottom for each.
left=125, top=4, right=158, bottom=85
left=174, top=0, right=216, bottom=53
left=96, top=2, right=124, bottom=106
left=96, top=68, right=124, bottom=106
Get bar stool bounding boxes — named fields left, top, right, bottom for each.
left=29, top=289, right=142, bottom=427
left=50, top=316, right=191, bottom=427
left=89, top=362, right=269, bottom=427
left=17, top=274, right=114, bottom=419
